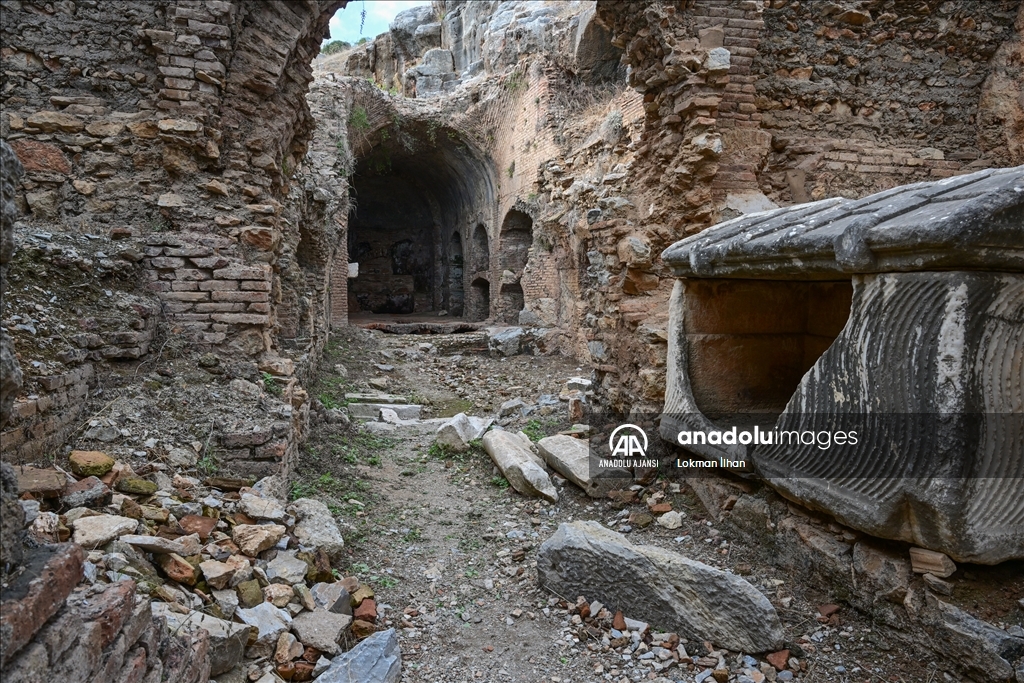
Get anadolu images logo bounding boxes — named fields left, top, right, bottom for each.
left=608, top=424, right=648, bottom=458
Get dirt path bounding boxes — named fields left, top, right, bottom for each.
left=294, top=327, right=938, bottom=683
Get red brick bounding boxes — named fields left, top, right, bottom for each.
left=0, top=544, right=85, bottom=667
left=9, top=139, right=71, bottom=174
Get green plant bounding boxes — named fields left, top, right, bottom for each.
left=319, top=393, right=341, bottom=409
left=522, top=419, right=545, bottom=442
left=464, top=568, right=480, bottom=578
left=262, top=372, right=282, bottom=397
left=489, top=475, right=510, bottom=489
left=321, top=40, right=351, bottom=55
left=349, top=106, right=370, bottom=130
left=507, top=161, right=515, bottom=178
left=505, top=71, right=526, bottom=93
left=196, top=451, right=219, bottom=476
left=402, top=528, right=422, bottom=543
left=376, top=575, right=398, bottom=589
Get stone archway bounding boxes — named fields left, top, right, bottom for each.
left=498, top=209, right=532, bottom=323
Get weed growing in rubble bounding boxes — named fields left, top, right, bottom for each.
left=349, top=106, right=370, bottom=130
left=505, top=71, right=526, bottom=93
left=319, top=393, right=342, bottom=409
left=522, top=419, right=545, bottom=442
left=196, top=451, right=219, bottom=476
left=489, top=475, right=510, bottom=489
left=261, top=372, right=282, bottom=396
left=507, top=161, right=515, bottom=178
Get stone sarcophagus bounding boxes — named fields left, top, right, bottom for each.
left=660, top=166, right=1024, bottom=564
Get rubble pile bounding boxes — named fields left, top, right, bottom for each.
left=549, top=594, right=824, bottom=683
left=8, top=448, right=400, bottom=682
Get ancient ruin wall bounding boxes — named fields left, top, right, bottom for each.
left=0, top=0, right=349, bottom=467
left=588, top=0, right=1024, bottom=410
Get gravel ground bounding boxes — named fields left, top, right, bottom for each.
left=294, top=327, right=974, bottom=683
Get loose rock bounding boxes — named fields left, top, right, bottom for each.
left=482, top=430, right=557, bottom=502
left=537, top=521, right=784, bottom=652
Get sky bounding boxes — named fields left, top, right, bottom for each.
left=325, top=1, right=432, bottom=45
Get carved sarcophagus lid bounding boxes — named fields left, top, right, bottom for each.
left=660, top=166, right=1024, bottom=563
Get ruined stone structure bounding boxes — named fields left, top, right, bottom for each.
left=2, top=0, right=1024, bottom=679
left=661, top=166, right=1024, bottom=564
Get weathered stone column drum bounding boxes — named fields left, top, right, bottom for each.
left=660, top=166, right=1024, bottom=564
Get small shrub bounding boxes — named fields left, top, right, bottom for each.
left=262, top=372, right=282, bottom=397
left=349, top=106, right=370, bottom=130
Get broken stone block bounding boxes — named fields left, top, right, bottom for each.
left=487, top=327, right=523, bottom=356
left=236, top=602, right=293, bottom=658
left=119, top=534, right=187, bottom=555
left=152, top=602, right=249, bottom=675
left=239, top=492, right=287, bottom=522
left=316, top=627, right=401, bottom=683
left=14, top=466, right=66, bottom=497
left=200, top=556, right=247, bottom=589
left=346, top=403, right=422, bottom=420
left=60, top=476, right=110, bottom=508
left=704, top=46, right=731, bottom=74
left=310, top=582, right=353, bottom=616
left=922, top=597, right=1024, bottom=681
left=71, top=514, right=138, bottom=548
left=482, top=430, right=557, bottom=503
left=0, top=543, right=84, bottom=667
left=115, top=477, right=158, bottom=495
left=910, top=548, right=957, bottom=578
left=157, top=552, right=199, bottom=585
left=233, top=523, right=286, bottom=556
left=236, top=578, right=264, bottom=608
left=656, top=510, right=684, bottom=529
left=275, top=631, right=304, bottom=664
left=565, top=377, right=592, bottom=392
left=291, top=608, right=353, bottom=655
left=923, top=573, right=954, bottom=596
left=536, top=434, right=626, bottom=498
left=538, top=521, right=784, bottom=652
left=435, top=412, right=492, bottom=452
left=289, top=499, right=344, bottom=564
left=264, top=583, right=295, bottom=607
left=852, top=541, right=910, bottom=604
left=68, top=450, right=115, bottom=477
left=212, top=588, right=239, bottom=619
left=498, top=397, right=527, bottom=417
left=293, top=583, right=316, bottom=611
left=267, top=551, right=309, bottom=585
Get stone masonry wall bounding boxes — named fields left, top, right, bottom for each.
left=585, top=0, right=1023, bottom=409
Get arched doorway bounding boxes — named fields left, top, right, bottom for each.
left=447, top=232, right=464, bottom=316
left=470, top=278, right=490, bottom=321
left=498, top=209, right=532, bottom=323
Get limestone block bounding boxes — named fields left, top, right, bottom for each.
left=482, top=430, right=557, bottom=502
left=538, top=521, right=784, bottom=652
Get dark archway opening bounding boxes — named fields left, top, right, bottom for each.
left=447, top=232, right=464, bottom=317
left=346, top=117, right=494, bottom=321
left=499, top=283, right=524, bottom=325
left=469, top=277, right=490, bottom=322
left=497, top=210, right=532, bottom=323
left=683, top=279, right=853, bottom=421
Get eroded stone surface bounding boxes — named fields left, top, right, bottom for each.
left=317, top=627, right=401, bottom=682
left=538, top=521, right=784, bottom=653
left=482, top=430, right=557, bottom=502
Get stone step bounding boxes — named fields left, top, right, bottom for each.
left=347, top=403, right=422, bottom=420
left=344, top=393, right=408, bottom=404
